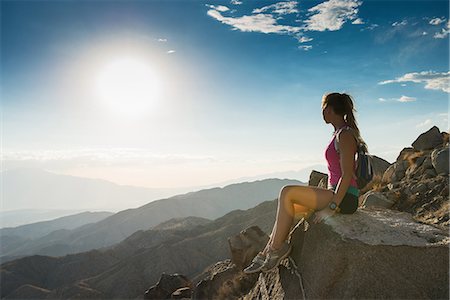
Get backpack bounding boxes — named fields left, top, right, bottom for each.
left=334, top=127, right=374, bottom=189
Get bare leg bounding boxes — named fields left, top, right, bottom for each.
left=268, top=185, right=334, bottom=250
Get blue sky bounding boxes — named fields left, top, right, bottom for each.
left=1, top=0, right=449, bottom=189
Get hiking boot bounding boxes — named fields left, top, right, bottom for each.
left=260, top=242, right=292, bottom=272
left=243, top=252, right=267, bottom=274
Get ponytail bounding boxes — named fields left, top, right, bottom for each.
left=323, top=92, right=368, bottom=153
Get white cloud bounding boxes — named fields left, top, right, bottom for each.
left=378, top=97, right=387, bottom=102
left=397, top=95, right=416, bottom=102
left=379, top=71, right=450, bottom=93
left=158, top=38, right=167, bottom=42
left=207, top=9, right=301, bottom=34
left=297, top=36, right=313, bottom=43
left=167, top=50, right=176, bottom=54
left=303, top=0, right=362, bottom=32
left=206, top=4, right=230, bottom=12
left=429, top=17, right=446, bottom=25
left=416, top=119, right=432, bottom=128
left=434, top=20, right=450, bottom=39
left=231, top=0, right=242, bottom=4
left=392, top=20, right=408, bottom=27
left=361, top=23, right=378, bottom=31
left=352, top=18, right=364, bottom=24
left=253, top=1, right=299, bottom=15
left=298, top=45, right=313, bottom=51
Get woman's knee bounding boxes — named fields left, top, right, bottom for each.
left=279, top=185, right=303, bottom=203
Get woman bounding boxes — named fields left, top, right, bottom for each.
left=244, top=92, right=367, bottom=274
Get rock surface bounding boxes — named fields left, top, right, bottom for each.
left=228, top=226, right=269, bottom=269
left=144, top=273, right=192, bottom=299
left=412, top=126, right=443, bottom=150
left=243, top=208, right=449, bottom=299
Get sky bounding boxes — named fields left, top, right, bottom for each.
left=1, top=0, right=449, bottom=189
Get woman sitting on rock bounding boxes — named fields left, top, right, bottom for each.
left=244, top=92, right=368, bottom=274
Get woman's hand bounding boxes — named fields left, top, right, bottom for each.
left=313, top=207, right=335, bottom=224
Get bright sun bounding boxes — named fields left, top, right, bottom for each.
left=95, top=57, right=161, bottom=117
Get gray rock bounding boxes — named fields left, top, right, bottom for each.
left=145, top=274, right=192, bottom=300
left=308, top=170, right=328, bottom=187
left=422, top=156, right=433, bottom=169
left=431, top=147, right=449, bottom=175
left=396, top=147, right=416, bottom=162
left=227, top=225, right=268, bottom=269
left=171, top=287, right=192, bottom=299
left=382, top=164, right=395, bottom=183
left=290, top=208, right=449, bottom=299
left=411, top=183, right=428, bottom=194
left=412, top=126, right=443, bottom=150
left=361, top=191, right=395, bottom=208
left=371, top=155, right=392, bottom=178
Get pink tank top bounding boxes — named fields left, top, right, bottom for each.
left=324, top=126, right=358, bottom=189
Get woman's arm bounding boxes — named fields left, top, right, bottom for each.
left=332, top=129, right=357, bottom=207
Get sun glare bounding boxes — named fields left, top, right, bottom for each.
left=95, top=57, right=161, bottom=117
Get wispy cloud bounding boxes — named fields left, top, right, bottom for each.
left=230, top=0, right=242, bottom=5
left=206, top=4, right=230, bottom=12
left=158, top=38, right=167, bottom=42
left=206, top=9, right=301, bottom=34
left=303, top=0, right=363, bottom=31
left=429, top=17, right=446, bottom=25
left=167, top=50, right=176, bottom=54
left=296, top=36, right=313, bottom=43
left=416, top=119, right=432, bottom=128
left=253, top=1, right=299, bottom=15
left=434, top=20, right=449, bottom=39
left=378, top=96, right=417, bottom=103
left=298, top=45, right=313, bottom=51
left=360, top=23, right=379, bottom=31
left=392, top=20, right=408, bottom=27
left=352, top=18, right=364, bottom=24
left=379, top=71, right=450, bottom=93
left=397, top=95, right=416, bottom=102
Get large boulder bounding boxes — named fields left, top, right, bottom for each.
left=240, top=208, right=449, bottom=299
left=308, top=170, right=328, bottom=188
left=370, top=155, right=391, bottom=178
left=432, top=147, right=449, bottom=175
left=289, top=208, right=449, bottom=299
left=228, top=226, right=268, bottom=269
left=144, top=274, right=192, bottom=300
left=361, top=191, right=395, bottom=208
left=412, top=126, right=443, bottom=150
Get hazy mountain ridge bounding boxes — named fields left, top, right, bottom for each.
left=0, top=211, right=113, bottom=240
left=1, top=168, right=200, bottom=213
left=1, top=179, right=302, bottom=263
left=0, top=202, right=277, bottom=299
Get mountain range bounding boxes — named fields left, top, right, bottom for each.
left=0, top=200, right=278, bottom=299
left=1, top=178, right=302, bottom=263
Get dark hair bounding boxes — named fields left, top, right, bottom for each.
left=322, top=92, right=368, bottom=152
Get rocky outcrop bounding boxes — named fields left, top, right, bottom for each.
left=289, top=208, right=449, bottom=299
left=412, top=126, right=443, bottom=150
left=144, top=274, right=192, bottom=299
left=362, top=126, right=449, bottom=228
left=236, top=208, right=450, bottom=299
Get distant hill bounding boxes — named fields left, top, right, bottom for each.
left=0, top=211, right=113, bottom=240
left=1, top=168, right=200, bottom=212
left=0, top=211, right=113, bottom=256
left=0, top=178, right=303, bottom=262
left=0, top=209, right=85, bottom=228
left=0, top=200, right=277, bottom=299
